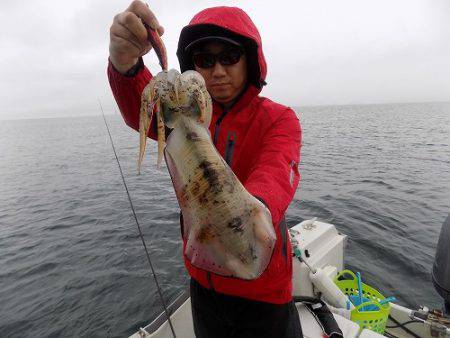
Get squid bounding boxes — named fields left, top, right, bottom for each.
left=138, top=27, right=275, bottom=280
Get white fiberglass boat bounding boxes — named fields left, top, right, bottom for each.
left=130, top=217, right=450, bottom=338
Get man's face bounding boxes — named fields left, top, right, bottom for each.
left=192, top=42, right=247, bottom=106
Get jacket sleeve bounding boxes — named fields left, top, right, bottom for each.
left=107, top=59, right=158, bottom=140
left=244, top=108, right=301, bottom=225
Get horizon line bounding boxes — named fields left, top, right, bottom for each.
left=1, top=99, right=449, bottom=122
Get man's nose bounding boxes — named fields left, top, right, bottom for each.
left=211, top=61, right=227, bottom=77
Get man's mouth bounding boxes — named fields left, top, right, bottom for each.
left=210, top=83, right=229, bottom=88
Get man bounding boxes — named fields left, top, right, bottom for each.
left=108, top=1, right=302, bottom=337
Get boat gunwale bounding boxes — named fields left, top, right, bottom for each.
left=141, top=290, right=190, bottom=335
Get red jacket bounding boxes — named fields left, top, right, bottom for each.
left=108, top=6, right=301, bottom=304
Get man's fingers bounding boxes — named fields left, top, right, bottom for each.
left=110, top=22, right=143, bottom=54
left=115, top=11, right=150, bottom=52
left=109, top=0, right=165, bottom=72
left=157, top=25, right=164, bottom=36
left=127, top=0, right=162, bottom=31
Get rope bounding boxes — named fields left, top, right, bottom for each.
left=99, top=101, right=177, bottom=338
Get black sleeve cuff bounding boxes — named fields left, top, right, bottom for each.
left=123, top=57, right=144, bottom=77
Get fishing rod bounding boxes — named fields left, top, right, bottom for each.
left=99, top=100, right=177, bottom=338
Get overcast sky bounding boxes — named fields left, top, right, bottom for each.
left=1, top=0, right=449, bottom=120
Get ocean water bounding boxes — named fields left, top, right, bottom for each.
left=0, top=102, right=449, bottom=337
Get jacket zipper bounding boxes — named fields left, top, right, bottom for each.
left=279, top=217, right=288, bottom=264
left=213, top=108, right=229, bottom=146
left=224, top=131, right=236, bottom=166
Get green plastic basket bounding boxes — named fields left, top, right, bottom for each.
left=334, top=270, right=391, bottom=334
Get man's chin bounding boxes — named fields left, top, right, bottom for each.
left=211, top=93, right=233, bottom=104
left=210, top=87, right=244, bottom=105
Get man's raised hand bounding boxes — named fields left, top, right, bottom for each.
left=109, top=0, right=164, bottom=74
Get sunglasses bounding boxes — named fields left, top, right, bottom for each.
left=192, top=48, right=244, bottom=69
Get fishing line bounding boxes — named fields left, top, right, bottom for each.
left=99, top=100, right=177, bottom=338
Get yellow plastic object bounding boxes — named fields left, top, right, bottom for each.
left=334, top=270, right=391, bottom=334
